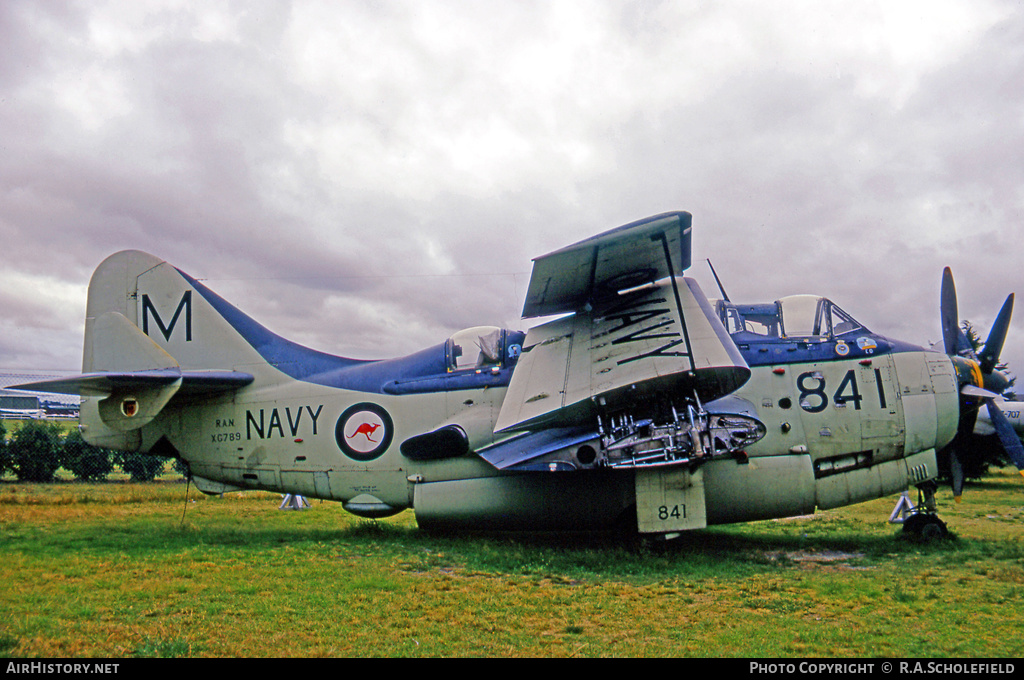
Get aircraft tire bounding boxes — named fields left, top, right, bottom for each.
left=901, top=513, right=949, bottom=541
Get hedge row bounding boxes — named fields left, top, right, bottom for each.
left=0, top=420, right=182, bottom=482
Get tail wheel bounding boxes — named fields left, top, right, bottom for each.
left=901, top=513, right=949, bottom=541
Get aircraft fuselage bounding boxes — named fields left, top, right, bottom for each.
left=129, top=299, right=959, bottom=532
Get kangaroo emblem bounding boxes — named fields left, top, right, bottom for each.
left=348, top=422, right=382, bottom=443
left=335, top=404, right=394, bottom=461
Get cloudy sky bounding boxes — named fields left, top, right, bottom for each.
left=2, top=0, right=1023, bottom=381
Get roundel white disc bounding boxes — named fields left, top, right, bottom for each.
left=342, top=409, right=388, bottom=455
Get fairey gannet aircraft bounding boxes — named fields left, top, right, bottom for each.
left=15, top=212, right=1023, bottom=539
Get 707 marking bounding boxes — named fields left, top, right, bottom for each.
left=797, top=368, right=888, bottom=413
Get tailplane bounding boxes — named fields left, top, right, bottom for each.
left=16, top=250, right=370, bottom=449
left=13, top=250, right=275, bottom=448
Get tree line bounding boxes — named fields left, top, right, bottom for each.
left=0, top=420, right=180, bottom=482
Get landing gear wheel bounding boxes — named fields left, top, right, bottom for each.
left=901, top=513, right=948, bottom=541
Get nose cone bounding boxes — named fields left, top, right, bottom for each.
left=951, top=356, right=983, bottom=390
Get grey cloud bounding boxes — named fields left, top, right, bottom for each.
left=2, top=1, right=1022, bottom=378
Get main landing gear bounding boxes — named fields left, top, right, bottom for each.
left=890, top=482, right=950, bottom=541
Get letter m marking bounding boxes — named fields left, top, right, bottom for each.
left=142, top=291, right=193, bottom=342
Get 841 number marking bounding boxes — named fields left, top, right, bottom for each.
left=658, top=505, right=686, bottom=521
left=797, top=368, right=887, bottom=413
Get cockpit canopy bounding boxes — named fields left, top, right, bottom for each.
left=717, top=295, right=865, bottom=340
left=446, top=326, right=509, bottom=372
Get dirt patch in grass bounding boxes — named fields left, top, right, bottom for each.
left=760, top=549, right=869, bottom=570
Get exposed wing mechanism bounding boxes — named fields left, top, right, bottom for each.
left=495, top=279, right=750, bottom=432
left=489, top=211, right=764, bottom=472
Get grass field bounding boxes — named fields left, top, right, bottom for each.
left=1, top=470, right=1022, bottom=658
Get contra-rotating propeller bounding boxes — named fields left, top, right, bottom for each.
left=940, top=267, right=1024, bottom=500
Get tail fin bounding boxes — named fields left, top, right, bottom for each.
left=16, top=250, right=267, bottom=449
left=84, top=250, right=268, bottom=375
left=16, top=249, right=366, bottom=449
left=88, top=250, right=368, bottom=381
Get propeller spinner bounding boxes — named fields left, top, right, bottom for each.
left=939, top=267, right=1022, bottom=500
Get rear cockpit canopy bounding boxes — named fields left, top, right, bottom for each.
left=446, top=326, right=507, bottom=372
left=717, top=295, right=865, bottom=340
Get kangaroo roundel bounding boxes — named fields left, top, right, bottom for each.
left=336, top=403, right=394, bottom=461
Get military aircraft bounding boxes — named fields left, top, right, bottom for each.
left=14, top=211, right=1023, bottom=540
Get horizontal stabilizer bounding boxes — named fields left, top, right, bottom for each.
left=12, top=369, right=254, bottom=398
left=13, top=369, right=253, bottom=434
left=522, top=212, right=692, bottom=318
left=12, top=307, right=253, bottom=433
left=13, top=309, right=254, bottom=399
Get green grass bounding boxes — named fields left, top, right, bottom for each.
left=1, top=471, right=1023, bottom=657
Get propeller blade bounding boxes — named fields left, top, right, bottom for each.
left=961, top=384, right=1001, bottom=401
left=949, top=445, right=966, bottom=501
left=979, top=293, right=1014, bottom=374
left=938, top=267, right=1020, bottom=498
left=940, top=267, right=975, bottom=357
left=985, top=400, right=1024, bottom=472
left=941, top=267, right=960, bottom=356
left=948, top=399, right=982, bottom=501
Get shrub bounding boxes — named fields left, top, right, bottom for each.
left=62, top=429, right=114, bottom=481
left=115, top=452, right=169, bottom=482
left=0, top=420, right=9, bottom=476
left=9, top=421, right=63, bottom=482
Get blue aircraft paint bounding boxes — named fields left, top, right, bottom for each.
left=183, top=266, right=929, bottom=398
left=732, top=333, right=928, bottom=367
left=179, top=269, right=525, bottom=395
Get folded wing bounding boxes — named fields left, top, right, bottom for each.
left=522, top=211, right=693, bottom=319
left=495, top=211, right=752, bottom=435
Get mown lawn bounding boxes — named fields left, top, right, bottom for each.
left=1, top=470, right=1022, bottom=657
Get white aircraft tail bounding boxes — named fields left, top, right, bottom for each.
left=17, top=250, right=312, bottom=449
left=84, top=250, right=267, bottom=375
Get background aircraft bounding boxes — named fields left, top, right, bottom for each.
left=14, top=212, right=1022, bottom=539
left=976, top=401, right=1024, bottom=438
